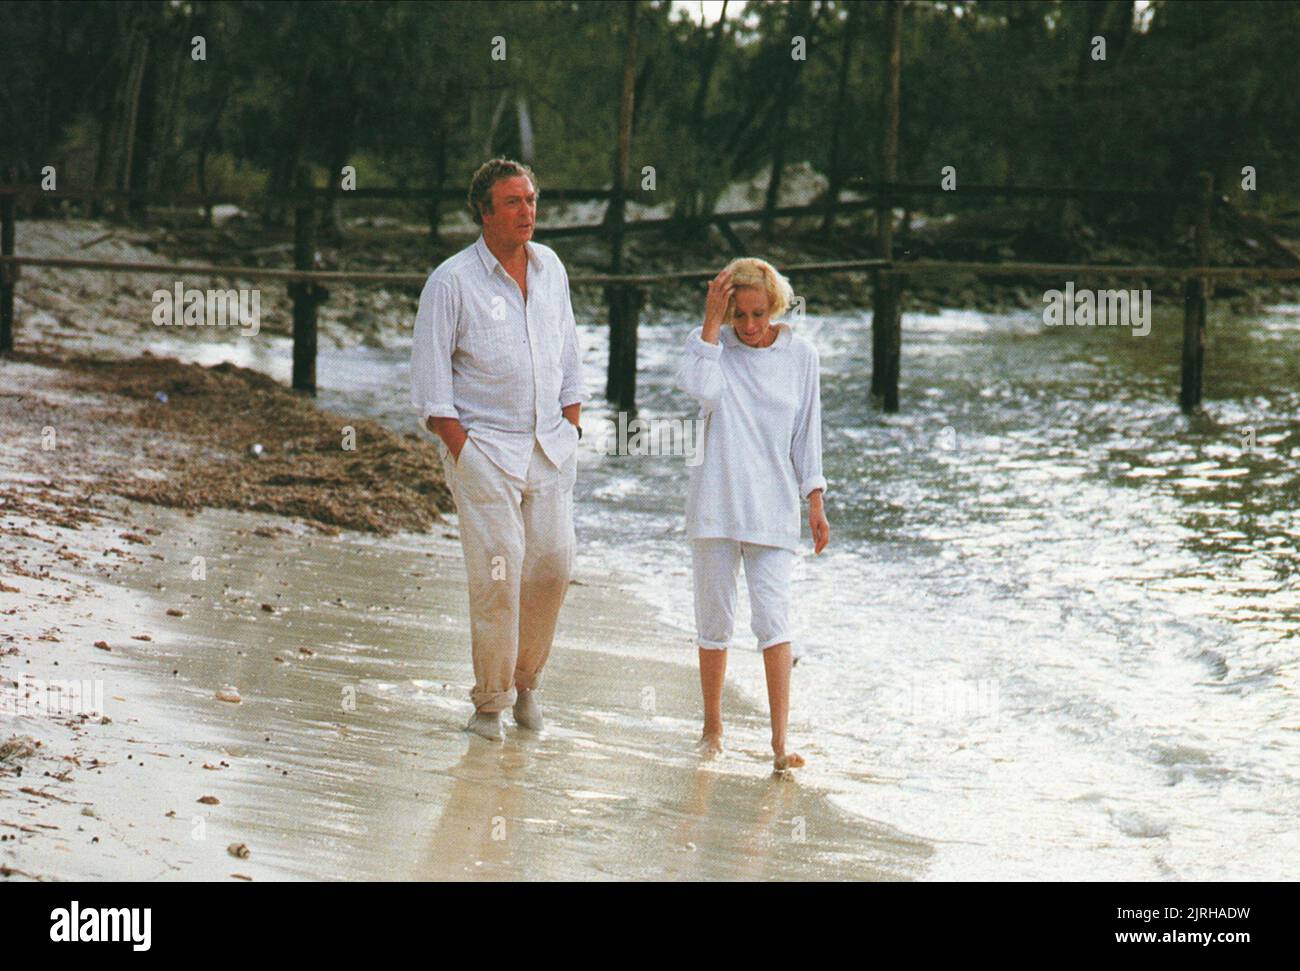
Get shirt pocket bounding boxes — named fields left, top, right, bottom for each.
left=459, top=319, right=521, bottom=377
left=535, top=314, right=565, bottom=373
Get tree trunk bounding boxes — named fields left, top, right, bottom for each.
left=91, top=97, right=115, bottom=219
left=264, top=63, right=313, bottom=228
left=1053, top=0, right=1108, bottom=233
left=156, top=21, right=187, bottom=195
left=761, top=1, right=816, bottom=237
left=428, top=113, right=448, bottom=246
left=128, top=35, right=160, bottom=220
left=322, top=101, right=357, bottom=243
left=195, top=85, right=230, bottom=213
left=762, top=126, right=788, bottom=238
left=822, top=2, right=858, bottom=234
left=672, top=0, right=729, bottom=233
left=118, top=29, right=150, bottom=201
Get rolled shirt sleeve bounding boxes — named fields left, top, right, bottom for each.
left=410, top=275, right=460, bottom=428
left=790, top=345, right=827, bottom=498
left=675, top=327, right=726, bottom=414
left=558, top=265, right=589, bottom=408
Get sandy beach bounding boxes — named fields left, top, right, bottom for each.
left=5, top=230, right=1297, bottom=882
left=1, top=353, right=930, bottom=881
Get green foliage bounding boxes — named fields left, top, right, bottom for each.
left=0, top=0, right=1294, bottom=210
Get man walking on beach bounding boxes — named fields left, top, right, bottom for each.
left=410, top=158, right=587, bottom=740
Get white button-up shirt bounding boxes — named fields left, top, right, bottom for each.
left=410, top=234, right=588, bottom=480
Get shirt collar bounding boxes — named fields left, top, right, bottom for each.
left=475, top=233, right=544, bottom=277
left=721, top=323, right=792, bottom=349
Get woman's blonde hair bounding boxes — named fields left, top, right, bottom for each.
left=722, top=257, right=795, bottom=321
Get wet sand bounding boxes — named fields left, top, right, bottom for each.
left=1, top=357, right=930, bottom=881
left=1, top=497, right=929, bottom=881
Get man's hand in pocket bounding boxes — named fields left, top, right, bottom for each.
left=428, top=417, right=469, bottom=461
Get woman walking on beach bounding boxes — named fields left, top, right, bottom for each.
left=675, top=258, right=829, bottom=772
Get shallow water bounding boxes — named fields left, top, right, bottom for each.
left=124, top=297, right=1299, bottom=880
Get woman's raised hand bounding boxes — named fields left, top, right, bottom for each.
left=702, top=269, right=733, bottom=343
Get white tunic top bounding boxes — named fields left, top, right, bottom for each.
left=675, top=324, right=827, bottom=552
left=409, top=234, right=588, bottom=480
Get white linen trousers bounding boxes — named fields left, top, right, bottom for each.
left=439, top=435, right=577, bottom=712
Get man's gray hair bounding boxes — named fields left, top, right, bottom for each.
left=467, top=158, right=539, bottom=226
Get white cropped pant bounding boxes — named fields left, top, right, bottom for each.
left=692, top=538, right=795, bottom=652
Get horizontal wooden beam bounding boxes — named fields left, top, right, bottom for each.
left=4, top=254, right=1299, bottom=287
left=0, top=186, right=613, bottom=205
left=875, top=260, right=1300, bottom=281
left=535, top=198, right=883, bottom=239
left=844, top=179, right=1198, bottom=203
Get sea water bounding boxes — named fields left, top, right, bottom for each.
left=147, top=299, right=1299, bottom=880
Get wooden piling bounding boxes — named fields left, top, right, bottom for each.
left=606, top=285, right=626, bottom=407
left=881, top=273, right=903, bottom=413
left=870, top=265, right=886, bottom=397
left=0, top=189, right=14, bottom=355
left=605, top=0, right=639, bottom=412
left=1180, top=172, right=1213, bottom=413
left=291, top=202, right=320, bottom=394
left=606, top=285, right=642, bottom=415
left=872, top=0, right=903, bottom=408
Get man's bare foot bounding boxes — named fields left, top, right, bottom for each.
left=513, top=689, right=544, bottom=731
left=773, top=752, right=805, bottom=772
left=698, top=732, right=724, bottom=758
left=464, top=710, right=504, bottom=741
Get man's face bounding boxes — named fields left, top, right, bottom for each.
left=482, top=175, right=536, bottom=245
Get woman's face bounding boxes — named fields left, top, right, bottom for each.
left=731, top=286, right=772, bottom=346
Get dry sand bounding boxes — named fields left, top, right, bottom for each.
left=0, top=354, right=930, bottom=881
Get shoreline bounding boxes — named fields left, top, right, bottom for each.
left=1, top=350, right=931, bottom=881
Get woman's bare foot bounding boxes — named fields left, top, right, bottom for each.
left=773, top=752, right=805, bottom=772
left=698, top=732, right=724, bottom=758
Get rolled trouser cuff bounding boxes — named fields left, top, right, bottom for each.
left=471, top=686, right=516, bottom=713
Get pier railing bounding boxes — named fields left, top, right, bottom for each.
left=3, top=177, right=1298, bottom=416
